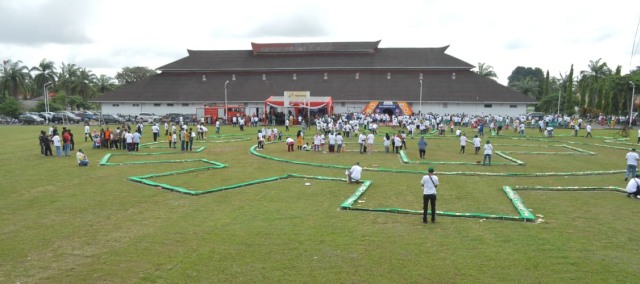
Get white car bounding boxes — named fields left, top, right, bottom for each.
left=137, top=112, right=159, bottom=123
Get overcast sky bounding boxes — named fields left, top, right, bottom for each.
left=1, top=0, right=640, bottom=86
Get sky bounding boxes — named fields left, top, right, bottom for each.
left=1, top=0, right=640, bottom=86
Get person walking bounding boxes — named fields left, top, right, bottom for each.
left=421, top=167, right=439, bottom=223
left=473, top=135, right=481, bottom=154
left=625, top=148, right=640, bottom=181
left=459, top=133, right=467, bottom=154
left=483, top=140, right=493, bottom=166
left=585, top=124, right=592, bottom=138
left=417, top=136, right=427, bottom=159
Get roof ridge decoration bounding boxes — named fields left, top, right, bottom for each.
left=251, top=40, right=381, bottom=55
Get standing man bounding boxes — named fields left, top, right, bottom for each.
left=358, top=132, right=366, bottom=154
left=285, top=118, right=290, bottom=132
left=346, top=162, right=363, bottom=184
left=585, top=124, right=593, bottom=138
left=421, top=167, right=439, bottom=223
left=164, top=121, right=169, bottom=136
left=483, top=140, right=493, bottom=166
left=417, top=136, right=427, bottom=159
left=84, top=124, right=92, bottom=142
left=459, top=133, right=467, bottom=154
left=625, top=148, right=640, bottom=181
left=366, top=130, right=375, bottom=154
left=215, top=119, right=221, bottom=135
left=152, top=123, right=159, bottom=142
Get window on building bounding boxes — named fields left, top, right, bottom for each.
left=293, top=73, right=297, bottom=80
left=232, top=74, right=236, bottom=81
left=510, top=104, right=518, bottom=108
left=324, top=73, right=328, bottom=80
left=355, top=72, right=359, bottom=79
left=262, top=74, right=266, bottom=81
left=443, top=103, right=448, bottom=108
left=154, top=103, right=161, bottom=107
left=182, top=103, right=189, bottom=107
left=484, top=104, right=492, bottom=108
left=112, top=104, right=119, bottom=107
left=167, top=104, right=174, bottom=107
left=387, top=72, right=391, bottom=79
left=132, top=104, right=140, bottom=107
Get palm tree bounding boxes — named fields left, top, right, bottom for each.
left=580, top=58, right=611, bottom=109
left=30, top=59, right=58, bottom=95
left=0, top=60, right=32, bottom=99
left=94, top=75, right=118, bottom=96
left=475, top=62, right=498, bottom=80
left=511, top=76, right=540, bottom=99
left=63, top=68, right=97, bottom=101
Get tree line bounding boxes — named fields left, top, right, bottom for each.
left=475, top=60, right=640, bottom=116
left=0, top=59, right=156, bottom=117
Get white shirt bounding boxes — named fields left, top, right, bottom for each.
left=626, top=151, right=639, bottom=165
left=421, top=174, right=439, bottom=195
left=484, top=144, right=493, bottom=155
left=394, top=136, right=402, bottom=147
left=84, top=125, right=90, bottom=134
left=285, top=137, right=294, bottom=144
left=125, top=132, right=134, bottom=143
left=367, top=133, right=374, bottom=144
left=349, top=165, right=362, bottom=180
left=473, top=137, right=481, bottom=147
left=586, top=125, right=592, bottom=132
left=626, top=178, right=640, bottom=193
left=460, top=136, right=467, bottom=146
left=336, top=135, right=343, bottom=145
left=52, top=135, right=61, bottom=147
left=76, top=151, right=87, bottom=163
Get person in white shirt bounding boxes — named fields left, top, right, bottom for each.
left=76, top=149, right=89, bottom=166
left=421, top=167, right=439, bottom=223
left=346, top=162, right=363, bottom=184
left=124, top=131, right=134, bottom=152
left=215, top=120, right=221, bottom=135
left=459, top=133, right=467, bottom=154
left=625, top=148, right=640, bottom=181
left=164, top=122, right=169, bottom=136
left=336, top=132, right=344, bottom=153
left=84, top=125, right=91, bottom=142
left=473, top=135, right=481, bottom=155
left=52, top=134, right=62, bottom=157
left=626, top=174, right=640, bottom=198
left=393, top=135, right=402, bottom=154
left=483, top=140, right=493, bottom=166
left=328, top=132, right=336, bottom=153
left=585, top=124, right=592, bottom=138
left=358, top=133, right=366, bottom=154
left=366, top=131, right=375, bottom=154
left=152, top=123, right=160, bottom=142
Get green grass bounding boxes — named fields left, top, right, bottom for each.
left=1, top=124, right=639, bottom=283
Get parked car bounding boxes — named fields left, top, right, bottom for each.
left=100, top=114, right=124, bottom=124
left=77, top=111, right=96, bottom=122
left=19, top=114, right=45, bottom=125
left=162, top=113, right=184, bottom=123
left=137, top=112, right=159, bottom=123
left=39, top=112, right=54, bottom=121
left=51, top=112, right=82, bottom=124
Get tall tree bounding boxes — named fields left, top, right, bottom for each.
left=564, top=65, right=575, bottom=115
left=0, top=60, right=32, bottom=99
left=66, top=68, right=97, bottom=101
left=510, top=76, right=540, bottom=99
left=94, top=75, right=118, bottom=96
left=30, top=59, right=58, bottom=96
left=508, top=66, right=544, bottom=100
left=115, top=66, right=157, bottom=85
left=475, top=62, right=498, bottom=80
left=579, top=58, right=611, bottom=110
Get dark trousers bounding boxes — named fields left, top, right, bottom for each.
left=423, top=194, right=436, bottom=222
left=153, top=132, right=158, bottom=141
left=44, top=145, right=52, bottom=156
left=419, top=149, right=425, bottom=158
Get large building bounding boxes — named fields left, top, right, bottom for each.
left=95, top=40, right=535, bottom=117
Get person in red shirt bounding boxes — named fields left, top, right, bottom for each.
left=62, top=130, right=71, bottom=157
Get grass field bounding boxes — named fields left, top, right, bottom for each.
left=1, top=123, right=639, bottom=283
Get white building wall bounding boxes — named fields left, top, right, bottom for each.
left=100, top=102, right=207, bottom=116
left=101, top=101, right=531, bottom=117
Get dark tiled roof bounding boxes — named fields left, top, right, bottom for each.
left=95, top=70, right=535, bottom=104
left=158, top=46, right=474, bottom=71
left=97, top=42, right=533, bottom=105
left=251, top=41, right=380, bottom=54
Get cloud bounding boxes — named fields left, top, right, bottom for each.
left=246, top=5, right=329, bottom=38
left=0, top=0, right=95, bottom=45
